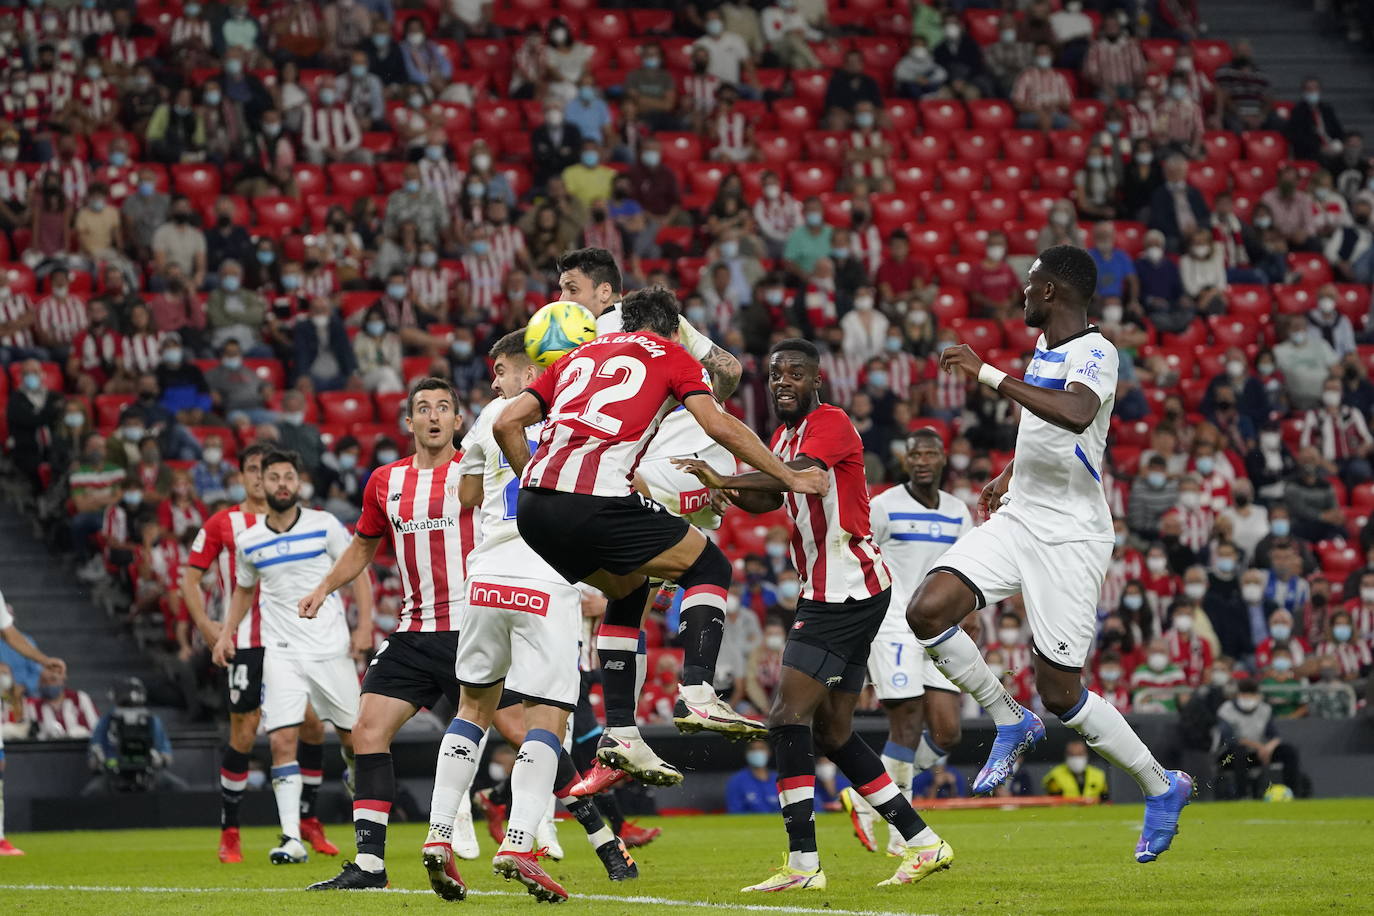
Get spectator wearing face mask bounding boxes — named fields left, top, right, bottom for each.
left=1092, top=651, right=1132, bottom=713
left=1285, top=77, right=1345, bottom=165
left=1255, top=607, right=1311, bottom=673
left=29, top=668, right=97, bottom=740
left=1083, top=15, right=1146, bottom=99
left=1130, top=636, right=1187, bottom=713
left=1127, top=456, right=1176, bottom=540
left=967, top=232, right=1020, bottom=319
left=1273, top=316, right=1339, bottom=411
left=1217, top=679, right=1305, bottom=796
left=1283, top=448, right=1348, bottom=542
left=1178, top=228, right=1228, bottom=314
left=1307, top=654, right=1358, bottom=719
left=1340, top=570, right=1374, bottom=638
left=893, top=36, right=947, bottom=99
left=274, top=389, right=323, bottom=475
left=1163, top=599, right=1214, bottom=687
left=1260, top=648, right=1308, bottom=718
left=1307, top=284, right=1357, bottom=359
left=1042, top=741, right=1108, bottom=800
left=725, top=739, right=780, bottom=814
left=292, top=298, right=356, bottom=391
left=1299, top=377, right=1373, bottom=489
left=1313, top=609, right=1371, bottom=678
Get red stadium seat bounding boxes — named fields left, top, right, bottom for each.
left=1047, top=130, right=1092, bottom=163
left=171, top=164, right=221, bottom=198
left=904, top=133, right=950, bottom=161
left=1035, top=159, right=1076, bottom=191
left=359, top=132, right=396, bottom=156
left=852, top=36, right=902, bottom=72
left=1226, top=284, right=1272, bottom=318
left=1114, top=220, right=1146, bottom=257
left=970, top=190, right=1018, bottom=222
left=920, top=191, right=969, bottom=224
left=319, top=392, right=377, bottom=426
left=8, top=361, right=62, bottom=393
left=329, top=163, right=377, bottom=196
left=1163, top=321, right=1207, bottom=349
left=1003, top=321, right=1041, bottom=354
left=1336, top=284, right=1371, bottom=322
left=871, top=193, right=920, bottom=234
left=1179, top=376, right=1209, bottom=411
left=883, top=99, right=918, bottom=132
left=674, top=257, right=706, bottom=289
left=939, top=161, right=985, bottom=193
left=964, top=8, right=1000, bottom=45
left=954, top=223, right=991, bottom=258
left=1243, top=131, right=1288, bottom=164
left=1203, top=130, right=1241, bottom=164
left=1017, top=191, right=1060, bottom=224
left=94, top=394, right=135, bottom=430
left=891, top=162, right=937, bottom=194
left=1229, top=160, right=1277, bottom=194
left=906, top=224, right=953, bottom=259
left=1068, top=99, right=1105, bottom=130
left=966, top=99, right=1014, bottom=131
left=291, top=163, right=327, bottom=197
left=819, top=192, right=852, bottom=226
left=986, top=161, right=1033, bottom=192
left=1318, top=540, right=1361, bottom=579
left=1190, top=39, right=1233, bottom=74
left=1209, top=314, right=1263, bottom=348
left=948, top=316, right=1003, bottom=350
left=252, top=196, right=304, bottom=234
left=1187, top=161, right=1229, bottom=197
left=1272, top=284, right=1317, bottom=315
left=630, top=9, right=673, bottom=34
left=803, top=130, right=848, bottom=163
left=686, top=161, right=732, bottom=196
left=245, top=358, right=286, bottom=389
left=465, top=38, right=511, bottom=72
left=658, top=132, right=702, bottom=167
left=773, top=100, right=815, bottom=131
left=950, top=129, right=999, bottom=163
left=1141, top=39, right=1179, bottom=73
left=475, top=101, right=523, bottom=133
left=585, top=10, right=630, bottom=41
left=919, top=99, right=966, bottom=131
left=810, top=40, right=846, bottom=69
left=755, top=131, right=801, bottom=165
left=786, top=162, right=836, bottom=197
left=1002, top=220, right=1040, bottom=256
left=1286, top=252, right=1333, bottom=284
left=1352, top=481, right=1374, bottom=512
left=934, top=255, right=977, bottom=290
left=1001, top=130, right=1048, bottom=162
left=792, top=70, right=830, bottom=106
left=930, top=288, right=968, bottom=323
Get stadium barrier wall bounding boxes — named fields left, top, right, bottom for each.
left=4, top=715, right=1372, bottom=832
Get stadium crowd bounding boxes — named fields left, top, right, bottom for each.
left=0, top=0, right=1368, bottom=798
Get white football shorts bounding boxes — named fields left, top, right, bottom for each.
left=457, top=573, right=582, bottom=708
left=261, top=652, right=360, bottom=732
left=868, top=627, right=958, bottom=701
left=636, top=442, right=735, bottom=530
left=933, top=510, right=1112, bottom=669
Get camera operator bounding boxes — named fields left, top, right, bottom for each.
left=84, top=678, right=187, bottom=795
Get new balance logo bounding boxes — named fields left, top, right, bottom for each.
left=389, top=492, right=402, bottom=502
left=825, top=675, right=842, bottom=687
left=469, top=582, right=550, bottom=616
left=604, top=660, right=626, bottom=671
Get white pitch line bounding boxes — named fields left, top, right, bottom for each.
left=0, top=883, right=938, bottom=916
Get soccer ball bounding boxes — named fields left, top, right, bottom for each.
left=524, top=300, right=597, bottom=367
left=1264, top=784, right=1295, bottom=803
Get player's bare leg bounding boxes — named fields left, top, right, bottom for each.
left=217, top=707, right=261, bottom=863
left=297, top=705, right=339, bottom=856
left=908, top=572, right=1044, bottom=794
left=309, top=693, right=416, bottom=889
left=1032, top=655, right=1191, bottom=863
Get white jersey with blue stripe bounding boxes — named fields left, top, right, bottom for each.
left=235, top=507, right=352, bottom=659
left=868, top=486, right=973, bottom=635
left=1001, top=327, right=1117, bottom=545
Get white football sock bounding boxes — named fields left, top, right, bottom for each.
left=1062, top=689, right=1170, bottom=796
left=918, top=627, right=1024, bottom=726
left=880, top=740, right=916, bottom=793
left=788, top=850, right=820, bottom=872
left=912, top=732, right=947, bottom=774
left=428, top=718, right=485, bottom=846
left=270, top=762, right=302, bottom=840
left=504, top=729, right=562, bottom=853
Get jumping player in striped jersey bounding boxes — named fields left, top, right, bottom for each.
left=495, top=288, right=828, bottom=789
left=555, top=249, right=760, bottom=799
left=908, top=245, right=1192, bottom=863
left=420, top=331, right=640, bottom=904
left=181, top=441, right=340, bottom=864
left=301, top=378, right=481, bottom=891
left=676, top=339, right=953, bottom=892
left=842, top=428, right=973, bottom=857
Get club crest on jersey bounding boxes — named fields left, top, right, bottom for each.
left=275, top=540, right=291, bottom=555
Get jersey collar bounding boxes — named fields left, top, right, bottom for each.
left=1044, top=324, right=1100, bottom=351
left=265, top=505, right=303, bottom=534
left=903, top=482, right=942, bottom=510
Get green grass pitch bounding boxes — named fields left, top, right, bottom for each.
left=1, top=799, right=1369, bottom=914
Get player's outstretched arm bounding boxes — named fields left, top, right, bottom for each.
left=300, top=533, right=381, bottom=619
left=681, top=394, right=829, bottom=496
left=1, top=623, right=65, bottom=676
left=493, top=391, right=544, bottom=476
left=939, top=344, right=1100, bottom=434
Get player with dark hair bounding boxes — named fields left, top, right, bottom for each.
left=676, top=338, right=952, bottom=892
left=212, top=449, right=372, bottom=867
left=909, top=245, right=1193, bottom=862
left=301, top=377, right=482, bottom=891
left=841, top=427, right=973, bottom=856
left=491, top=290, right=827, bottom=808
left=421, top=330, right=639, bottom=903
left=182, top=441, right=341, bottom=863
left=558, top=259, right=757, bottom=800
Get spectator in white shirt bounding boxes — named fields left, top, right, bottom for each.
left=693, top=9, right=754, bottom=88
left=760, top=0, right=819, bottom=70
left=839, top=287, right=889, bottom=361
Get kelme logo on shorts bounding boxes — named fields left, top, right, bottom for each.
left=469, top=581, right=550, bottom=616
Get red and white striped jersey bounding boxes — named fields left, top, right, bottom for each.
left=818, top=350, right=863, bottom=406
left=0, top=290, right=34, bottom=348
left=847, top=130, right=888, bottom=181
left=0, top=87, right=41, bottom=132
left=170, top=16, right=212, bottom=48
left=458, top=253, right=503, bottom=314
left=356, top=454, right=477, bottom=633
left=770, top=404, right=891, bottom=603
left=850, top=223, right=883, bottom=277
left=124, top=331, right=164, bottom=374
left=187, top=508, right=263, bottom=649
left=30, top=69, right=74, bottom=111
left=0, top=163, right=30, bottom=205
left=72, top=326, right=124, bottom=372
left=91, top=163, right=136, bottom=204
left=522, top=332, right=714, bottom=498
left=711, top=110, right=749, bottom=161
left=418, top=157, right=464, bottom=209
left=301, top=104, right=362, bottom=155
left=406, top=265, right=454, bottom=313
left=683, top=73, right=720, bottom=114
left=581, top=219, right=624, bottom=266
left=66, top=6, right=112, bottom=38
left=74, top=78, right=118, bottom=123
left=97, top=34, right=139, bottom=68
left=489, top=223, right=525, bottom=272
left=38, top=157, right=88, bottom=204
left=301, top=267, right=337, bottom=302
left=37, top=293, right=87, bottom=346
left=753, top=192, right=803, bottom=241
